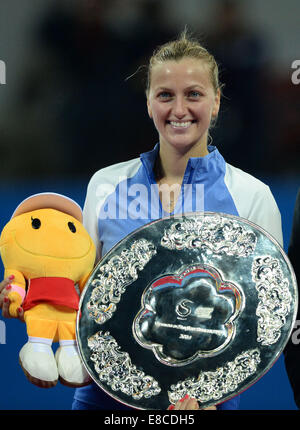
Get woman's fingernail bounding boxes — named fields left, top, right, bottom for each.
left=18, top=307, right=23, bottom=313
left=3, top=297, right=9, bottom=303
left=184, top=394, right=189, bottom=400
left=6, top=285, right=11, bottom=290
left=8, top=275, right=15, bottom=280
left=168, top=405, right=175, bottom=410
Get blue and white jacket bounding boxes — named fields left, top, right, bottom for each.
left=75, top=144, right=282, bottom=410
left=84, top=144, right=282, bottom=257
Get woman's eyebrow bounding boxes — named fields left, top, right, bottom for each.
left=185, top=84, right=206, bottom=91
left=155, top=84, right=206, bottom=92
left=155, top=87, right=172, bottom=91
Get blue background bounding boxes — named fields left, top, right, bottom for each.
left=0, top=178, right=298, bottom=410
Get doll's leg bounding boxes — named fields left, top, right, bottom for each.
left=20, top=306, right=59, bottom=388
left=55, top=311, right=91, bottom=387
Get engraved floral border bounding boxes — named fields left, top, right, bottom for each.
left=88, top=330, right=161, bottom=400
left=160, top=215, right=257, bottom=257
left=86, top=239, right=157, bottom=324
left=168, top=348, right=261, bottom=405
left=252, top=256, right=292, bottom=345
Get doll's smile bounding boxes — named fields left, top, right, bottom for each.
left=13, top=232, right=93, bottom=259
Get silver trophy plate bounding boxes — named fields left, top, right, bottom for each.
left=76, top=212, right=298, bottom=409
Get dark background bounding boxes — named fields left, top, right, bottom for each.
left=0, top=0, right=299, bottom=410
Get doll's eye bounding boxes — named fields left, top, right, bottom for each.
left=31, top=217, right=41, bottom=229
left=68, top=222, right=76, bottom=233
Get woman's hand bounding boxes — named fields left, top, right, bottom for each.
left=167, top=395, right=216, bottom=410
left=0, top=276, right=24, bottom=321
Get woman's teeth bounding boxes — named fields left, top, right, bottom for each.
left=169, top=121, right=193, bottom=128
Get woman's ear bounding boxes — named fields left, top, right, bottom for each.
left=147, top=99, right=153, bottom=119
left=212, top=88, right=221, bottom=119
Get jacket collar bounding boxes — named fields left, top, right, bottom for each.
left=140, top=143, right=225, bottom=183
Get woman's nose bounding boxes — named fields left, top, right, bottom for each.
left=173, top=97, right=187, bottom=118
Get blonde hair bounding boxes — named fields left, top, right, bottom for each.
left=146, top=29, right=222, bottom=96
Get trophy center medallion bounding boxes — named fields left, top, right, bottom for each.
left=133, top=264, right=244, bottom=366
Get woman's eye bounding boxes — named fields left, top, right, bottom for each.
left=188, top=90, right=201, bottom=98
left=158, top=91, right=172, bottom=100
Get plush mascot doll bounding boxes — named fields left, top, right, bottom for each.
left=0, top=193, right=96, bottom=388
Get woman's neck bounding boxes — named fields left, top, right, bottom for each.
left=156, top=140, right=209, bottom=183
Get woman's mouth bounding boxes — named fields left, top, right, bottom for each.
left=167, top=120, right=196, bottom=129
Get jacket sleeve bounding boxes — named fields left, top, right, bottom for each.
left=246, top=184, right=283, bottom=247
left=224, top=164, right=283, bottom=246
left=83, top=174, right=103, bottom=263
left=284, top=190, right=300, bottom=408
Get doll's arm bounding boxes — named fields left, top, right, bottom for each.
left=4, top=269, right=26, bottom=317
left=77, top=270, right=93, bottom=295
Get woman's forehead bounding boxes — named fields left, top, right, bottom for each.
left=150, top=58, right=212, bottom=88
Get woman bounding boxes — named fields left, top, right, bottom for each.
left=1, top=31, right=283, bottom=410
left=74, top=31, right=283, bottom=410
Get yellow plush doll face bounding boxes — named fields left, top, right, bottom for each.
left=0, top=208, right=95, bottom=281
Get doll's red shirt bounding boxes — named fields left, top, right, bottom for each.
left=22, top=277, right=79, bottom=311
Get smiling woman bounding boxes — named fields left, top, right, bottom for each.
left=143, top=31, right=224, bottom=215
left=147, top=59, right=220, bottom=158
left=75, top=30, right=283, bottom=411
left=146, top=30, right=221, bottom=164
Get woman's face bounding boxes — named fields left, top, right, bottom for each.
left=147, top=58, right=220, bottom=155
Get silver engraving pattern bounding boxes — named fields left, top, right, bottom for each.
left=87, top=239, right=156, bottom=324
left=161, top=215, right=257, bottom=256
left=168, top=348, right=261, bottom=404
left=252, top=256, right=292, bottom=345
left=88, top=331, right=161, bottom=400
